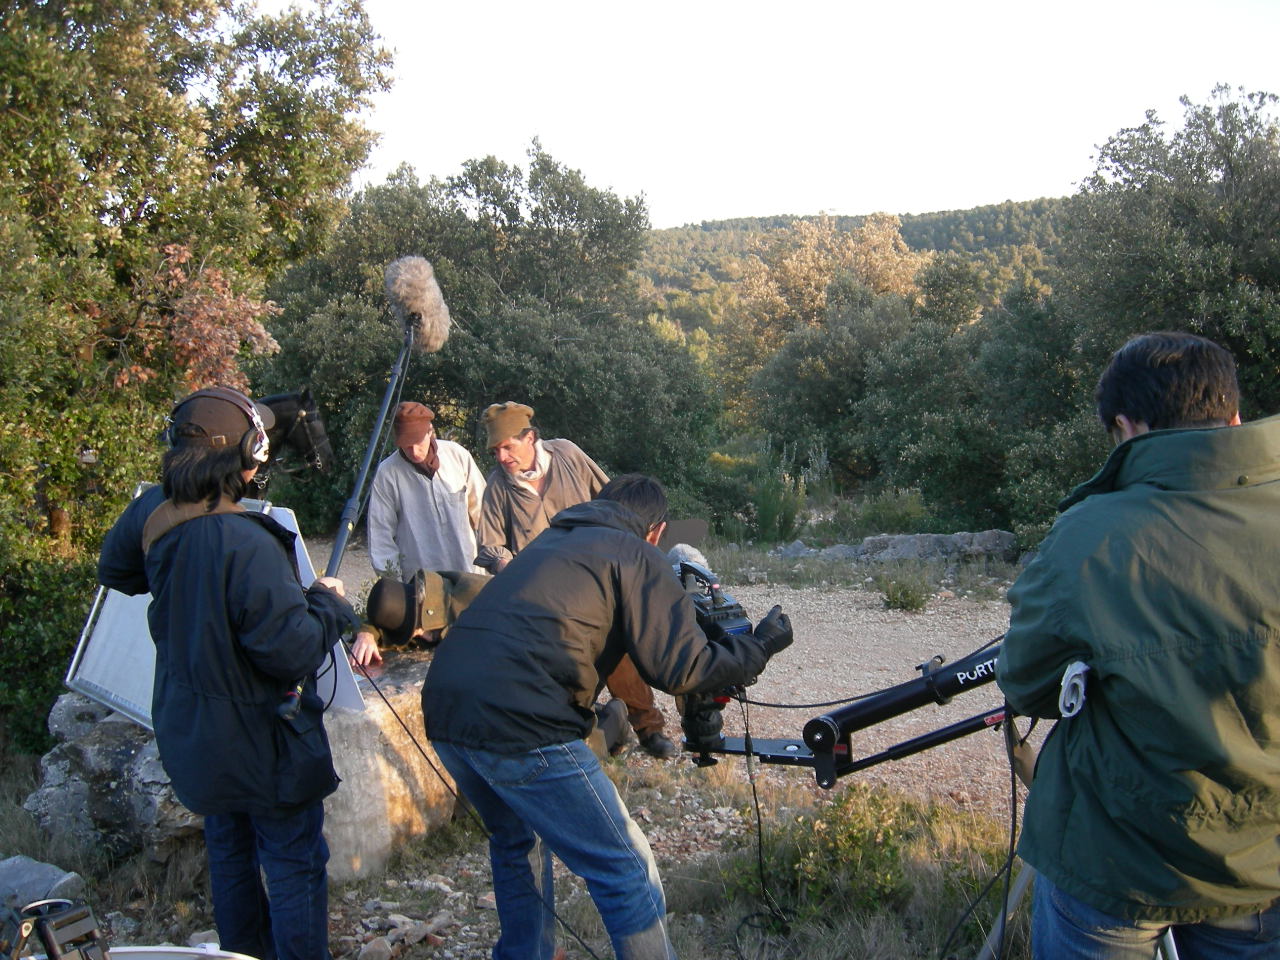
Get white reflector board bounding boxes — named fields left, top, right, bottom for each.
left=67, top=484, right=364, bottom=729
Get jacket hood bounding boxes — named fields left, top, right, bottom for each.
left=550, top=498, right=651, bottom=539
left=1060, top=414, right=1280, bottom=512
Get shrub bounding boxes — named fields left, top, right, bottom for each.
left=679, top=782, right=1027, bottom=959
left=698, top=437, right=807, bottom=544
left=0, top=552, right=97, bottom=753
left=860, top=487, right=929, bottom=534
left=876, top=565, right=932, bottom=612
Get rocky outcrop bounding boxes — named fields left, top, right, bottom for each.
left=26, top=655, right=458, bottom=883
left=774, top=530, right=1020, bottom=564
left=324, top=650, right=457, bottom=882
left=23, top=707, right=200, bottom=859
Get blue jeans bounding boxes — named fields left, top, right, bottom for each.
left=1033, top=872, right=1280, bottom=959
left=203, top=803, right=330, bottom=960
left=433, top=739, right=675, bottom=960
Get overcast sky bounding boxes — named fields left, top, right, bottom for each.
left=314, top=0, right=1279, bottom=228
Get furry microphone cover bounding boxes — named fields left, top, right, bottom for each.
left=384, top=256, right=451, bottom=353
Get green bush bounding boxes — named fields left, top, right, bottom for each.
left=685, top=782, right=1027, bottom=958
left=876, top=565, right=932, bottom=612
left=698, top=438, right=806, bottom=544
left=0, top=552, right=97, bottom=752
left=860, top=487, right=930, bottom=534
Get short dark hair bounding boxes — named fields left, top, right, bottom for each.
left=597, top=474, right=668, bottom=531
left=162, top=426, right=251, bottom=508
left=1095, top=331, right=1239, bottom=431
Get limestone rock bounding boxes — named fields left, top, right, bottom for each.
left=0, top=855, right=85, bottom=910
left=47, top=693, right=114, bottom=743
left=23, top=719, right=200, bottom=858
left=324, top=649, right=456, bottom=882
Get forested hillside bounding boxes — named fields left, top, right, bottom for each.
left=633, top=88, right=1280, bottom=539
left=640, top=197, right=1066, bottom=300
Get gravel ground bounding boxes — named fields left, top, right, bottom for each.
left=317, top=536, right=1023, bottom=819
left=309, top=536, right=1034, bottom=959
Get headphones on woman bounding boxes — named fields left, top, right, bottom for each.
left=164, top=386, right=272, bottom=469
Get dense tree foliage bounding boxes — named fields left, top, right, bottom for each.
left=712, top=215, right=928, bottom=414
left=751, top=280, right=912, bottom=480
left=0, top=0, right=389, bottom=748
left=1061, top=86, right=1280, bottom=415
left=258, top=150, right=719, bottom=529
left=897, top=199, right=1065, bottom=256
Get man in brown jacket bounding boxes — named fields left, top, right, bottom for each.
left=473, top=402, right=677, bottom=759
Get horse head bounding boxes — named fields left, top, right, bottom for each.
left=260, top=388, right=334, bottom=473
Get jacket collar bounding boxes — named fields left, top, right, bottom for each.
left=1060, top=414, right=1280, bottom=512
left=549, top=498, right=650, bottom=539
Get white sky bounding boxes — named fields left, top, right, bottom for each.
left=316, top=0, right=1280, bottom=228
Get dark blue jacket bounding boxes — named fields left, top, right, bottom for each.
left=99, top=484, right=352, bottom=817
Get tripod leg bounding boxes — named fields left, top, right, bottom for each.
left=976, top=862, right=1033, bottom=960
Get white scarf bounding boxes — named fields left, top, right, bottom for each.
left=514, top=439, right=552, bottom=493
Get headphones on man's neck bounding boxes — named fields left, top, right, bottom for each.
left=164, top=386, right=271, bottom=469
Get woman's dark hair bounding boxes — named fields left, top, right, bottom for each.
left=1096, top=331, right=1239, bottom=431
left=162, top=426, right=251, bottom=508
left=597, top=474, right=668, bottom=531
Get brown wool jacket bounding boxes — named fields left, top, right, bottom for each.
left=474, top=438, right=609, bottom=572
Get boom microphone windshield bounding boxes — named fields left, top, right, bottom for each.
left=384, top=256, right=451, bottom=353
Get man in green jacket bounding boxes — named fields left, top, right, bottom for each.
left=997, top=331, right=1280, bottom=958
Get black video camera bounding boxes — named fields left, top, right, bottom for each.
left=674, top=557, right=753, bottom=638
left=671, top=557, right=752, bottom=764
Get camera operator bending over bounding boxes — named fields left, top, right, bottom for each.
left=996, top=332, right=1280, bottom=959
left=423, top=474, right=793, bottom=960
left=98, top=386, right=354, bottom=960
left=475, top=401, right=677, bottom=759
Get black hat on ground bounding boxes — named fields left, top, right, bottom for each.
left=366, top=576, right=416, bottom=644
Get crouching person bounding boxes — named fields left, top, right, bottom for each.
left=421, top=474, right=793, bottom=960
left=349, top=569, right=490, bottom=667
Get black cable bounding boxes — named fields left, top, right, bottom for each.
left=319, top=646, right=338, bottom=712
left=937, top=858, right=1011, bottom=960
left=737, top=691, right=876, bottom=710
left=726, top=695, right=793, bottom=960
left=935, top=709, right=1024, bottom=960
left=738, top=634, right=1007, bottom=712
left=339, top=638, right=604, bottom=960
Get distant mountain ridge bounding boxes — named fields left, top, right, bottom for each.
left=638, top=197, right=1067, bottom=296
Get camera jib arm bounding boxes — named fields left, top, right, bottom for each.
left=707, top=643, right=1005, bottom=789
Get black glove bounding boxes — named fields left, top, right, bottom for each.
left=753, top=605, right=793, bottom=659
